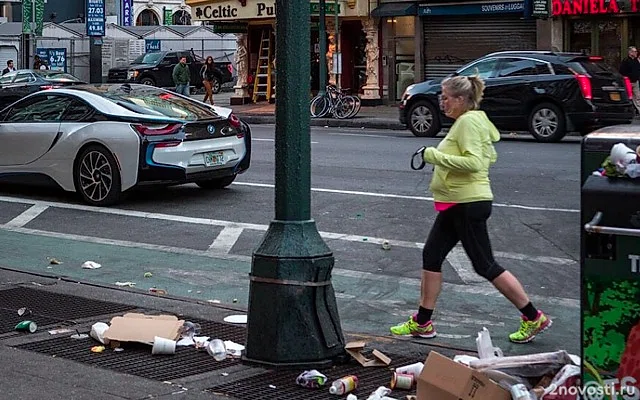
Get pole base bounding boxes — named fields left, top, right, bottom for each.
left=242, top=350, right=350, bottom=371
left=244, top=220, right=345, bottom=367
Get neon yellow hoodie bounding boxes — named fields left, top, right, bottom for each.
left=422, top=110, right=500, bottom=203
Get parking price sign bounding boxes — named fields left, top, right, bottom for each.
left=86, top=0, right=105, bottom=37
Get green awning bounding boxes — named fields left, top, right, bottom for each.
left=370, top=2, right=418, bottom=17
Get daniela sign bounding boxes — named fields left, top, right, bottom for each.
left=193, top=0, right=276, bottom=21
left=552, top=0, right=640, bottom=15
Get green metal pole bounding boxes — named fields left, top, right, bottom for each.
left=318, top=0, right=327, bottom=96
left=334, top=0, right=340, bottom=90
left=243, top=0, right=345, bottom=368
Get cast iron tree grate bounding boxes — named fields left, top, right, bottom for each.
left=207, top=352, right=423, bottom=400
left=0, top=286, right=135, bottom=334
left=13, top=333, right=242, bottom=381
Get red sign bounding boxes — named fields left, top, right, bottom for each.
left=552, top=0, right=639, bottom=15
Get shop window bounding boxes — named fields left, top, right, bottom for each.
left=569, top=21, right=592, bottom=55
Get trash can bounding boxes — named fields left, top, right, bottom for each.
left=581, top=126, right=640, bottom=399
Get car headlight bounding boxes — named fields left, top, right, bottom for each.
left=127, top=70, right=139, bottom=79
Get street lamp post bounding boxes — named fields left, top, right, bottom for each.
left=318, top=0, right=327, bottom=96
left=243, top=0, right=346, bottom=368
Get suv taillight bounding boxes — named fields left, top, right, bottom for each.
left=624, top=76, right=633, bottom=100
left=575, top=74, right=592, bottom=100
left=227, top=64, right=233, bottom=74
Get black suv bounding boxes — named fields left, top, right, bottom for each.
left=399, top=51, right=635, bottom=142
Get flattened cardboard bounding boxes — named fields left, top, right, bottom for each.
left=103, top=313, right=184, bottom=345
left=417, top=352, right=511, bottom=400
left=345, top=341, right=392, bottom=367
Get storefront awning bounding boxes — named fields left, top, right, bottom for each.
left=370, top=2, right=418, bottom=17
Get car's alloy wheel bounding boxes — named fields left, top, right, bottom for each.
left=528, top=103, right=566, bottom=143
left=196, top=175, right=236, bottom=189
left=74, top=145, right=122, bottom=206
left=212, top=78, right=221, bottom=94
left=409, top=101, right=440, bottom=137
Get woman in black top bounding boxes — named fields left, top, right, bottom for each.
left=201, top=56, right=216, bottom=105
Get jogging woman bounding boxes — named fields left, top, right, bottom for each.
left=390, top=75, right=552, bottom=344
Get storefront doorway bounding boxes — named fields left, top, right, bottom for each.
left=382, top=16, right=415, bottom=102
left=567, top=18, right=623, bottom=69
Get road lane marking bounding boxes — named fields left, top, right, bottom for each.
left=230, top=182, right=580, bottom=213
left=0, top=195, right=577, bottom=265
left=0, top=224, right=579, bottom=309
left=207, top=227, right=244, bottom=255
left=253, top=138, right=319, bottom=144
left=4, top=204, right=49, bottom=228
left=447, top=247, right=486, bottom=284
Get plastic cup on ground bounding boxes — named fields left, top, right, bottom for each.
left=152, top=336, right=177, bottom=355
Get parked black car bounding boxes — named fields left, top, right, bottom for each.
left=399, top=51, right=635, bottom=142
left=0, top=69, right=84, bottom=109
left=107, top=50, right=233, bottom=94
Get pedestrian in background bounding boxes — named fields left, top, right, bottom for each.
left=2, top=59, right=15, bottom=75
left=201, top=56, right=216, bottom=105
left=172, top=56, right=191, bottom=97
left=390, top=74, right=553, bottom=344
left=620, top=46, right=640, bottom=116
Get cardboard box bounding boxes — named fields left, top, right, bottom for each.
left=345, top=341, right=391, bottom=367
left=103, top=313, right=184, bottom=345
left=417, top=352, right=511, bottom=400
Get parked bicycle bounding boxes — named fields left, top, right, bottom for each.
left=310, top=85, right=361, bottom=119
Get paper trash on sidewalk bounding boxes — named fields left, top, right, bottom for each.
left=417, top=351, right=511, bottom=400
left=476, top=327, right=503, bottom=359
left=345, top=341, right=391, bottom=367
left=82, top=261, right=102, bottom=269
left=177, top=336, right=210, bottom=347
left=223, top=340, right=245, bottom=357
left=103, top=313, right=184, bottom=345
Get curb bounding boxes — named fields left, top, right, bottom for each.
left=238, top=114, right=406, bottom=130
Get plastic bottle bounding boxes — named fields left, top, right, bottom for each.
left=329, top=375, right=358, bottom=395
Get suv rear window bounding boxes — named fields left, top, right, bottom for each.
left=566, top=58, right=615, bottom=76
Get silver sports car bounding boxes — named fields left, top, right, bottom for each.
left=0, top=83, right=251, bottom=206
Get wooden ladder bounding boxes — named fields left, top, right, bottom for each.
left=252, top=29, right=273, bottom=103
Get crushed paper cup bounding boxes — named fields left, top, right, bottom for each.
left=82, top=261, right=102, bottom=269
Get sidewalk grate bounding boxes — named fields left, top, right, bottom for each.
left=14, top=335, right=241, bottom=381
left=0, top=286, right=135, bottom=334
left=0, top=309, right=62, bottom=334
left=206, top=352, right=421, bottom=399
left=13, top=317, right=247, bottom=381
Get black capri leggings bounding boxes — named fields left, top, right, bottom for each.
left=422, top=201, right=505, bottom=281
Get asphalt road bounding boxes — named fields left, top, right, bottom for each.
left=0, top=124, right=582, bottom=356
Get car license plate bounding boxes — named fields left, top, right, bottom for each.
left=610, top=92, right=621, bottom=101
left=204, top=151, right=224, bottom=167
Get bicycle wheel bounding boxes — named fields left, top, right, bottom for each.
left=346, top=96, right=361, bottom=118
left=332, top=97, right=356, bottom=119
left=310, top=95, right=331, bottom=118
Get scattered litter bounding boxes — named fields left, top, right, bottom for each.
left=180, top=321, right=202, bottom=337
left=362, top=237, right=368, bottom=241
left=452, top=355, right=478, bottom=366
left=115, top=282, right=136, bottom=287
left=390, top=372, right=414, bottom=390
left=232, top=298, right=238, bottom=303
left=70, top=332, right=89, bottom=339
left=152, top=336, right=177, bottom=355
left=268, top=384, right=277, bottom=389
left=223, top=314, right=247, bottom=324
left=476, top=327, right=503, bottom=359
left=31, top=282, right=43, bottom=286
left=381, top=240, right=391, bottom=250
left=48, top=257, right=63, bottom=265
left=223, top=340, right=245, bottom=357
left=329, top=375, right=358, bottom=395
left=144, top=272, right=153, bottom=278
left=347, top=395, right=358, bottom=400
left=395, top=361, right=424, bottom=376
left=206, top=339, right=227, bottom=361
left=15, top=320, right=37, bottom=333
left=187, top=290, right=193, bottom=293
left=149, top=288, right=168, bottom=295
left=345, top=341, right=391, bottom=367
left=90, top=322, right=110, bottom=345
left=48, top=328, right=74, bottom=335
left=17, top=307, right=32, bottom=317
left=365, top=386, right=394, bottom=399
left=196, top=290, right=202, bottom=294
left=90, top=345, right=106, bottom=353
left=81, top=261, right=102, bottom=269
left=177, top=336, right=209, bottom=347
left=207, top=299, right=221, bottom=304
left=296, top=369, right=327, bottom=389
left=113, top=347, right=124, bottom=352
left=221, top=372, right=229, bottom=377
